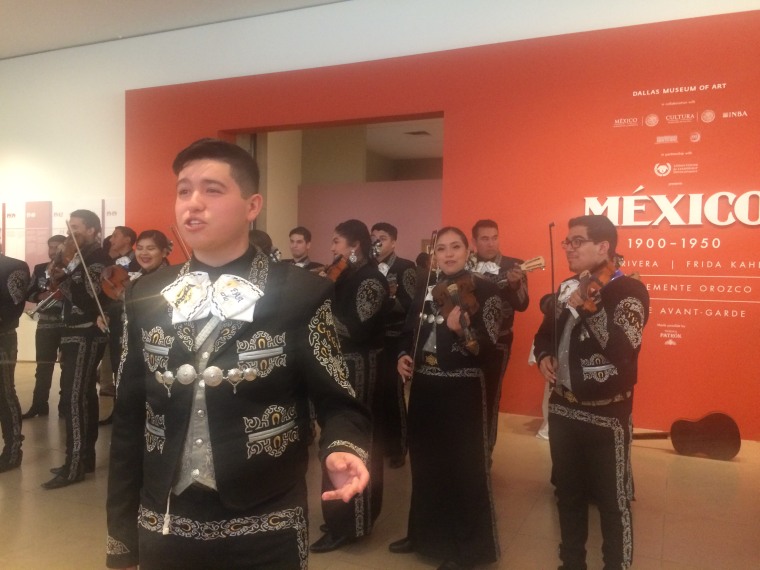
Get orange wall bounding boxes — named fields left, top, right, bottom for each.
left=126, top=12, right=760, bottom=439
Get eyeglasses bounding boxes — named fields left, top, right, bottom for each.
left=560, top=237, right=595, bottom=250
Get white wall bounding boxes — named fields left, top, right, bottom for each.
left=2, top=0, right=759, bottom=360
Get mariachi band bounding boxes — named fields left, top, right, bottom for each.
left=5, top=191, right=646, bottom=569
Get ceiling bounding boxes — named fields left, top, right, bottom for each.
left=365, top=118, right=443, bottom=160
left=0, top=0, right=345, bottom=60
left=0, top=0, right=442, bottom=159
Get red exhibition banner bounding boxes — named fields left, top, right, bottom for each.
left=579, top=77, right=759, bottom=431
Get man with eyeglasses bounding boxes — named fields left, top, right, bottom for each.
left=533, top=215, right=649, bottom=570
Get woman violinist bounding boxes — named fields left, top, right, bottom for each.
left=311, top=219, right=390, bottom=554
left=97, top=230, right=172, bottom=424
left=391, top=226, right=503, bottom=570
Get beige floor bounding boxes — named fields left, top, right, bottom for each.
left=2, top=362, right=758, bottom=569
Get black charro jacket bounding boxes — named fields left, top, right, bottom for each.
left=533, top=273, right=649, bottom=402
left=106, top=247, right=371, bottom=568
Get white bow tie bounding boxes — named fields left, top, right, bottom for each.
left=161, top=272, right=263, bottom=325
left=475, top=261, right=500, bottom=275
left=378, top=262, right=390, bottom=276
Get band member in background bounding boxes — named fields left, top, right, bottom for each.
left=533, top=215, right=649, bottom=570
left=391, top=226, right=502, bottom=570
left=471, top=219, right=529, bottom=450
left=0, top=246, right=30, bottom=473
left=370, top=222, right=416, bottom=468
left=284, top=226, right=322, bottom=270
left=42, top=210, right=113, bottom=489
left=108, top=226, right=140, bottom=271
left=22, top=234, right=67, bottom=419
left=106, top=139, right=370, bottom=569
left=133, top=230, right=172, bottom=277
left=311, top=219, right=389, bottom=554
left=100, top=226, right=140, bottom=404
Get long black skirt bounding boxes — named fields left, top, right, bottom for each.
left=406, top=365, right=500, bottom=566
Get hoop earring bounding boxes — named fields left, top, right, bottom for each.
left=349, top=249, right=358, bottom=264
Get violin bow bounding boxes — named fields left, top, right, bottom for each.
left=65, top=220, right=110, bottom=333
left=170, top=224, right=191, bottom=260
left=548, top=222, right=558, bottom=365
left=408, top=229, right=439, bottom=382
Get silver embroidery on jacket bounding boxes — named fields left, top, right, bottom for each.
left=106, top=535, right=130, bottom=555
left=327, top=440, right=369, bottom=465
left=614, top=297, right=646, bottom=349
left=138, top=506, right=308, bottom=569
left=243, top=405, right=299, bottom=458
left=308, top=300, right=352, bottom=395
left=402, top=267, right=417, bottom=298
left=356, top=278, right=386, bottom=322
left=581, top=353, right=618, bottom=383
left=237, top=331, right=287, bottom=378
left=586, top=308, right=609, bottom=349
left=145, top=403, right=166, bottom=453
left=8, top=269, right=28, bottom=304
left=482, top=294, right=502, bottom=345
left=141, top=326, right=174, bottom=372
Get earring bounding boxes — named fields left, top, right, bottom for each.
left=349, top=249, right=358, bottom=264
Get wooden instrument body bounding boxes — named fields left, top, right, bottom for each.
left=633, top=412, right=741, bottom=461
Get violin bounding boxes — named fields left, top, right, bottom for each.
left=577, top=260, right=617, bottom=314
left=316, top=255, right=350, bottom=282
left=47, top=236, right=80, bottom=291
left=101, top=264, right=131, bottom=300
left=431, top=272, right=480, bottom=355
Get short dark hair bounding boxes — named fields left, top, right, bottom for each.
left=471, top=219, right=498, bottom=239
left=335, top=219, right=372, bottom=262
left=568, top=215, right=618, bottom=259
left=289, top=226, right=312, bottom=243
left=48, top=235, right=66, bottom=245
left=69, top=209, right=102, bottom=235
left=437, top=226, right=469, bottom=249
left=371, top=222, right=398, bottom=241
left=114, top=226, right=137, bottom=246
left=249, top=229, right=273, bottom=255
left=173, top=138, right=260, bottom=197
left=137, top=229, right=171, bottom=253
left=415, top=251, right=430, bottom=268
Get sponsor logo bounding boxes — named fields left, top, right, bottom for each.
left=700, top=109, right=716, bottom=123
left=585, top=186, right=760, bottom=227
left=645, top=114, right=659, bottom=127
left=690, top=132, right=701, bottom=142
left=722, top=110, right=748, bottom=119
left=666, top=113, right=696, bottom=124
left=654, top=163, right=672, bottom=177
left=614, top=117, right=639, bottom=127
left=656, top=135, right=678, bottom=144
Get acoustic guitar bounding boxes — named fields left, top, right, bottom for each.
left=633, top=412, right=741, bottom=461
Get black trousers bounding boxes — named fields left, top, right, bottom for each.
left=380, top=335, right=407, bottom=459
left=485, top=335, right=512, bottom=452
left=59, top=326, right=107, bottom=478
left=0, top=331, right=23, bottom=461
left=321, top=349, right=383, bottom=539
left=31, top=323, right=63, bottom=407
left=548, top=394, right=634, bottom=570
left=138, top=485, right=309, bottom=570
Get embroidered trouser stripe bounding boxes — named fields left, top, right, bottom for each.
left=138, top=486, right=308, bottom=570
left=548, top=396, right=633, bottom=569
left=0, top=332, right=23, bottom=462
left=60, top=329, right=107, bottom=479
